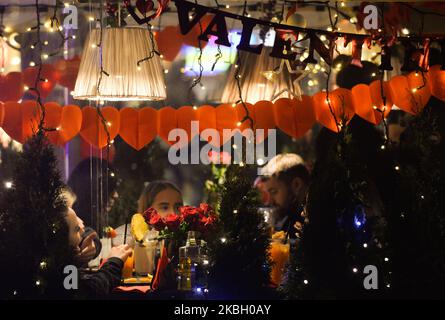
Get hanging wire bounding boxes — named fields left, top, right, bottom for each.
left=49, top=2, right=69, bottom=57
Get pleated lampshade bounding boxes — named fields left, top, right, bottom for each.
left=73, top=27, right=166, bottom=101
left=220, top=46, right=296, bottom=104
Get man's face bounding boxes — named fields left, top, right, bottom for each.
left=65, top=208, right=82, bottom=250
left=264, top=176, right=291, bottom=210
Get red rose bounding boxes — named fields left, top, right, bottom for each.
left=197, top=214, right=217, bottom=234
left=149, top=213, right=166, bottom=231
left=165, top=213, right=181, bottom=231
left=199, top=203, right=215, bottom=217
left=180, top=206, right=201, bottom=225
left=142, top=207, right=158, bottom=223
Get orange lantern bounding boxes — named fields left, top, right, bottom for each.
left=80, top=106, right=120, bottom=148
left=254, top=100, right=276, bottom=142
left=388, top=75, right=419, bottom=115
left=157, top=106, right=178, bottom=145
left=0, top=72, right=24, bottom=102
left=44, top=102, right=82, bottom=145
left=351, top=84, right=377, bottom=124
left=55, top=56, right=81, bottom=91
left=428, top=65, right=445, bottom=101
left=23, top=64, right=60, bottom=99
left=313, top=88, right=354, bottom=132
left=119, top=107, right=157, bottom=150
left=2, top=100, right=41, bottom=143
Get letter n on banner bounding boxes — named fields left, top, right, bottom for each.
left=303, top=32, right=333, bottom=66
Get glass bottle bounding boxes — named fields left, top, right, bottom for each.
left=178, top=231, right=200, bottom=291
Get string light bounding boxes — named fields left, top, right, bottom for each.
left=384, top=257, right=389, bottom=262
left=193, top=106, right=198, bottom=110
left=220, top=237, right=227, bottom=243
left=394, top=165, right=400, bottom=171
left=401, top=28, right=410, bottom=35
left=353, top=268, right=358, bottom=273
left=303, top=279, right=309, bottom=285
left=225, top=4, right=230, bottom=9
left=412, top=88, right=418, bottom=93
left=4, top=181, right=13, bottom=189
left=363, top=243, right=368, bottom=248
left=233, top=209, right=238, bottom=214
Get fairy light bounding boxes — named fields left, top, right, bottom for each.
left=231, top=103, right=237, bottom=108
left=89, top=16, right=95, bottom=22
left=363, top=243, right=368, bottom=248
left=353, top=268, right=358, bottom=273
left=371, top=72, right=376, bottom=77
left=394, top=165, right=400, bottom=171
left=71, top=35, right=76, bottom=39
left=91, top=43, right=97, bottom=48
left=401, top=28, right=410, bottom=35
left=160, top=54, right=164, bottom=59
left=110, top=172, right=115, bottom=177
left=412, top=88, right=418, bottom=93
left=201, top=85, right=205, bottom=90
left=225, top=4, right=230, bottom=9
left=233, top=209, right=238, bottom=214
left=340, top=1, right=345, bottom=7
left=232, top=144, right=238, bottom=149
left=381, top=145, right=386, bottom=150
left=327, top=27, right=333, bottom=32
left=42, top=54, right=49, bottom=60
left=4, top=181, right=13, bottom=189
left=4, top=26, right=11, bottom=33
left=24, top=85, right=29, bottom=91
left=239, top=161, right=244, bottom=167
left=384, top=257, right=389, bottom=262
left=308, top=80, right=314, bottom=87
left=303, top=280, right=309, bottom=285
left=106, top=122, right=112, bottom=127
left=193, top=106, right=198, bottom=110
left=236, top=121, right=242, bottom=127
left=164, top=69, right=169, bottom=74
left=320, top=35, right=327, bottom=41
left=137, top=66, right=142, bottom=71
left=220, top=237, right=227, bottom=243
left=257, top=158, right=264, bottom=166
left=35, top=280, right=41, bottom=286
left=39, top=261, right=47, bottom=269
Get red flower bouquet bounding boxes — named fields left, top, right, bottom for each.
left=142, top=203, right=217, bottom=241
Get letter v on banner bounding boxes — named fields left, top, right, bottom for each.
left=175, top=0, right=208, bottom=35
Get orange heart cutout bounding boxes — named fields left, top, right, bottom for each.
left=0, top=102, right=4, bottom=127
left=352, top=84, right=377, bottom=124
left=44, top=102, right=82, bottom=145
left=406, top=71, right=431, bottom=112
left=2, top=100, right=41, bottom=143
left=176, top=106, right=199, bottom=148
left=216, top=104, right=237, bottom=146
left=0, top=72, right=24, bottom=102
left=313, top=89, right=355, bottom=132
left=80, top=106, right=120, bottom=148
left=23, top=64, right=60, bottom=99
left=155, top=26, right=183, bottom=62
left=388, top=75, right=418, bottom=115
left=55, top=56, right=81, bottom=91
left=369, top=80, right=393, bottom=124
left=274, top=98, right=297, bottom=137
left=254, top=100, right=276, bottom=143
left=234, top=102, right=255, bottom=135
left=428, top=65, right=445, bottom=101
left=197, top=105, right=217, bottom=145
left=157, top=107, right=177, bottom=145
left=119, top=107, right=157, bottom=150
left=294, top=96, right=316, bottom=138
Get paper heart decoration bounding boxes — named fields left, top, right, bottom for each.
left=0, top=72, right=24, bottom=102
left=80, top=106, right=120, bottom=148
left=313, top=88, right=355, bottom=132
left=136, top=0, right=154, bottom=14
left=43, top=102, right=82, bottom=145
left=157, top=106, right=177, bottom=145
left=274, top=97, right=315, bottom=139
left=0, top=102, right=4, bottom=127
left=155, top=26, right=183, bottom=62
left=2, top=100, right=41, bottom=143
left=254, top=100, right=276, bottom=143
left=23, top=64, right=60, bottom=99
left=119, top=107, right=157, bottom=150
left=55, top=56, right=81, bottom=91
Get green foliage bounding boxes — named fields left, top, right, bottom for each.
left=207, top=164, right=272, bottom=299
left=0, top=133, right=73, bottom=299
left=203, top=164, right=227, bottom=212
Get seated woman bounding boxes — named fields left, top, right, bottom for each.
left=113, top=180, right=183, bottom=247
left=65, top=204, right=132, bottom=299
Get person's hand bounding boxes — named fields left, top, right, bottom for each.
left=108, top=244, right=132, bottom=262
left=75, top=232, right=97, bottom=265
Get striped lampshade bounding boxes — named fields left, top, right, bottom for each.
left=73, top=27, right=166, bottom=101
left=220, top=46, right=296, bottom=104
